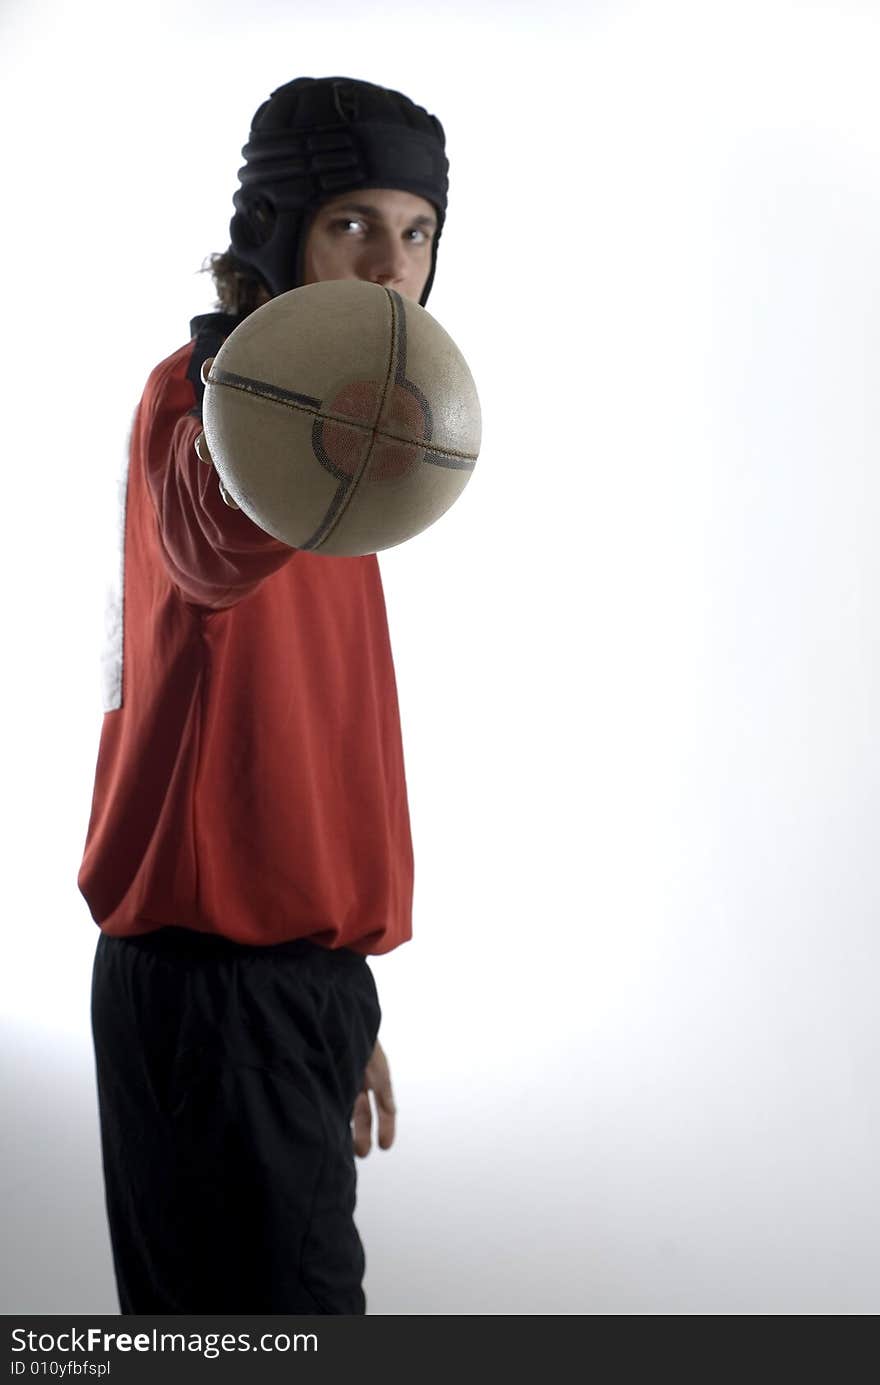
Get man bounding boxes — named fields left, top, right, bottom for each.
left=79, top=76, right=449, bottom=1314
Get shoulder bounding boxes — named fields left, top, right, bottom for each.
left=138, top=313, right=247, bottom=427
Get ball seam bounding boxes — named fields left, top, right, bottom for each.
left=208, top=367, right=478, bottom=463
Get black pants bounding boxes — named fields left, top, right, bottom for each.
left=91, top=926, right=381, bottom=1314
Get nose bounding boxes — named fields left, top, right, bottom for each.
left=362, top=230, right=408, bottom=287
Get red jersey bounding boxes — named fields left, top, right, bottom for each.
left=78, top=315, right=414, bottom=955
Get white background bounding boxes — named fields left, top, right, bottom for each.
left=2, top=0, right=879, bottom=1314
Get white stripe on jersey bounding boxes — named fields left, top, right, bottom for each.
left=100, top=415, right=135, bottom=712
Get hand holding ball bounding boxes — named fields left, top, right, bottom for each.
left=201, top=280, right=481, bottom=556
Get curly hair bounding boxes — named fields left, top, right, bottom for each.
left=202, top=250, right=271, bottom=317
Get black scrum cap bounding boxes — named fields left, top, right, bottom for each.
left=229, top=76, right=449, bottom=307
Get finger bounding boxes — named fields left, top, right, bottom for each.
left=194, top=431, right=213, bottom=466
left=200, top=355, right=215, bottom=385
left=351, top=1089, right=372, bottom=1159
left=218, top=477, right=240, bottom=510
left=364, top=1038, right=396, bottom=1150
left=375, top=1079, right=397, bottom=1150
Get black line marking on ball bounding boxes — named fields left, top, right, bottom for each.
left=299, top=475, right=353, bottom=550
left=387, top=288, right=434, bottom=440
left=391, top=288, right=408, bottom=386
left=423, top=449, right=475, bottom=472
left=209, top=368, right=476, bottom=464
left=300, top=287, right=399, bottom=550
left=210, top=367, right=321, bottom=410
left=310, top=416, right=365, bottom=484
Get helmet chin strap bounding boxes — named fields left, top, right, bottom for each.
left=229, top=77, right=449, bottom=308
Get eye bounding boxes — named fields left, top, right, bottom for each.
left=332, top=217, right=366, bottom=234
left=406, top=227, right=431, bottom=245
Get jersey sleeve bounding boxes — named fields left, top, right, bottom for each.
left=141, top=343, right=295, bottom=611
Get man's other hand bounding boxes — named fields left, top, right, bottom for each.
left=352, top=1037, right=396, bottom=1157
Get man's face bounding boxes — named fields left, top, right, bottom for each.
left=301, top=187, right=438, bottom=303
